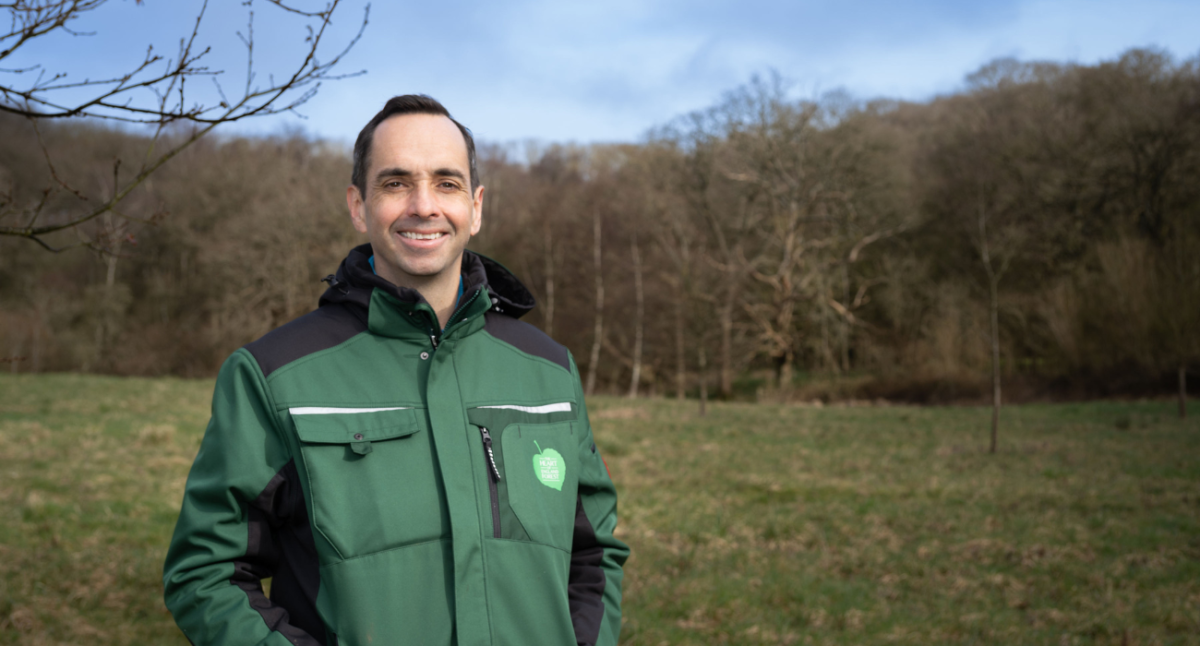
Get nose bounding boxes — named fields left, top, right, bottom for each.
left=409, top=181, right=439, bottom=218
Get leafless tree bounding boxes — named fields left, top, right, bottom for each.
left=922, top=64, right=1065, bottom=452
left=584, top=209, right=604, bottom=395
left=0, top=0, right=368, bottom=252
left=719, top=77, right=840, bottom=389
left=662, top=106, right=751, bottom=398
left=627, top=228, right=644, bottom=398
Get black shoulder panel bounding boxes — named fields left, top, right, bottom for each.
left=483, top=311, right=570, bottom=372
left=245, top=304, right=367, bottom=378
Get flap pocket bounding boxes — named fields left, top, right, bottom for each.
left=291, top=407, right=420, bottom=444
left=291, top=406, right=444, bottom=561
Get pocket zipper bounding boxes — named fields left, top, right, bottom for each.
left=479, top=427, right=501, bottom=538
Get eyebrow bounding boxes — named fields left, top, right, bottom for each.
left=374, top=167, right=467, bottom=183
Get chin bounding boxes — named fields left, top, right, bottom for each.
left=398, top=261, right=452, bottom=279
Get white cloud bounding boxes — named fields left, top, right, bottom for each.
left=12, top=0, right=1197, bottom=144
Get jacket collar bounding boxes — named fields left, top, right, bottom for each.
left=319, top=243, right=535, bottom=323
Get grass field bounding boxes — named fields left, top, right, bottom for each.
left=0, top=373, right=1197, bottom=645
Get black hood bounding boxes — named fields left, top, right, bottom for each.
left=318, top=244, right=535, bottom=319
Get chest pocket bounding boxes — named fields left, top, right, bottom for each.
left=501, top=422, right=579, bottom=551
left=467, top=404, right=580, bottom=551
left=291, top=407, right=448, bottom=562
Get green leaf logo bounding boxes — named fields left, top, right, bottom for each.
left=532, top=440, right=565, bottom=491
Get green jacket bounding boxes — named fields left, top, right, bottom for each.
left=164, top=246, right=628, bottom=645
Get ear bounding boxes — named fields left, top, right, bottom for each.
left=469, top=184, right=484, bottom=236
left=347, top=184, right=368, bottom=234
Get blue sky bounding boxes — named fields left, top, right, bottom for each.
left=7, top=0, right=1199, bottom=146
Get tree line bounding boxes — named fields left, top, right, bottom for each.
left=2, top=49, right=1197, bottom=415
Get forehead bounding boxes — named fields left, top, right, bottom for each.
left=369, top=113, right=469, bottom=174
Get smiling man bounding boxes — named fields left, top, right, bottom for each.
left=163, top=95, right=628, bottom=646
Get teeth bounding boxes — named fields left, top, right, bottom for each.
left=400, top=232, right=445, bottom=240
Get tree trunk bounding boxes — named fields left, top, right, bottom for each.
left=840, top=261, right=851, bottom=373
left=628, top=233, right=644, bottom=399
left=675, top=293, right=686, bottom=401
left=30, top=321, right=40, bottom=373
left=978, top=207, right=1002, bottom=455
left=719, top=278, right=735, bottom=398
left=95, top=229, right=122, bottom=363
left=585, top=212, right=603, bottom=396
left=778, top=350, right=794, bottom=391
left=988, top=276, right=1001, bottom=454
left=543, top=223, right=555, bottom=338
left=105, top=250, right=119, bottom=291
left=8, top=334, right=21, bottom=374
left=697, top=344, right=708, bottom=416
left=1180, top=363, right=1188, bottom=419
left=819, top=273, right=837, bottom=374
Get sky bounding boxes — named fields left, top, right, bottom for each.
left=6, top=0, right=1199, bottom=147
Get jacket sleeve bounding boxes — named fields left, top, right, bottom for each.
left=163, top=349, right=319, bottom=646
left=568, top=353, right=630, bottom=646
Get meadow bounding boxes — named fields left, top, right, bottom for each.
left=0, top=373, right=1197, bottom=645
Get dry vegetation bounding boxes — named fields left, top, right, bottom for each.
left=2, top=49, right=1198, bottom=409
left=1, top=374, right=1197, bottom=644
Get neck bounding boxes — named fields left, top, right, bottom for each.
left=377, top=257, right=461, bottom=330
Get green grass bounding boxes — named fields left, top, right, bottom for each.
left=1, top=374, right=1198, bottom=645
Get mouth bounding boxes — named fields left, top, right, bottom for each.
left=399, top=231, right=447, bottom=241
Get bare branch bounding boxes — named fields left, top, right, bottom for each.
left=826, top=297, right=878, bottom=330
left=851, top=278, right=884, bottom=309
left=847, top=224, right=907, bottom=263
left=1, top=0, right=370, bottom=248
left=261, top=0, right=333, bottom=18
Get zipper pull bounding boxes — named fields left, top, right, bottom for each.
left=430, top=334, right=439, bottom=348
left=480, top=427, right=501, bottom=481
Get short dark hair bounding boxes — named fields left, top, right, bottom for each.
left=351, top=94, right=479, bottom=196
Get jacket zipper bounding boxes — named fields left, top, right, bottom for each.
left=425, top=288, right=484, bottom=349
left=479, top=427, right=501, bottom=538
left=441, top=289, right=483, bottom=339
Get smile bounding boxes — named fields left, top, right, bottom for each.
left=399, top=231, right=446, bottom=240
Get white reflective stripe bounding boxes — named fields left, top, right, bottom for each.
left=289, top=406, right=410, bottom=415
left=476, top=402, right=572, bottom=414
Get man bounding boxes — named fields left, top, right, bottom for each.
left=163, top=95, right=628, bottom=646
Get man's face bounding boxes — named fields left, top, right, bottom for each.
left=347, top=113, right=483, bottom=288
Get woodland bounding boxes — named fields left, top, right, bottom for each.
left=1, top=49, right=1198, bottom=411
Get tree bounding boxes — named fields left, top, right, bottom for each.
left=1082, top=50, right=1200, bottom=416
left=661, top=103, right=751, bottom=399
left=0, top=0, right=368, bottom=252
left=626, top=227, right=644, bottom=398
left=920, top=60, right=1074, bottom=452
left=719, top=77, right=842, bottom=390
left=584, top=208, right=604, bottom=395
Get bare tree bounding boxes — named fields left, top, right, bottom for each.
left=0, top=0, right=368, bottom=252
left=1100, top=50, right=1200, bottom=418
left=817, top=110, right=914, bottom=374
left=921, top=66, right=1061, bottom=453
left=655, top=187, right=696, bottom=401
left=542, top=221, right=557, bottom=337
left=718, top=77, right=843, bottom=390
left=627, top=229, right=644, bottom=398
left=665, top=109, right=751, bottom=398
left=585, top=209, right=604, bottom=395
